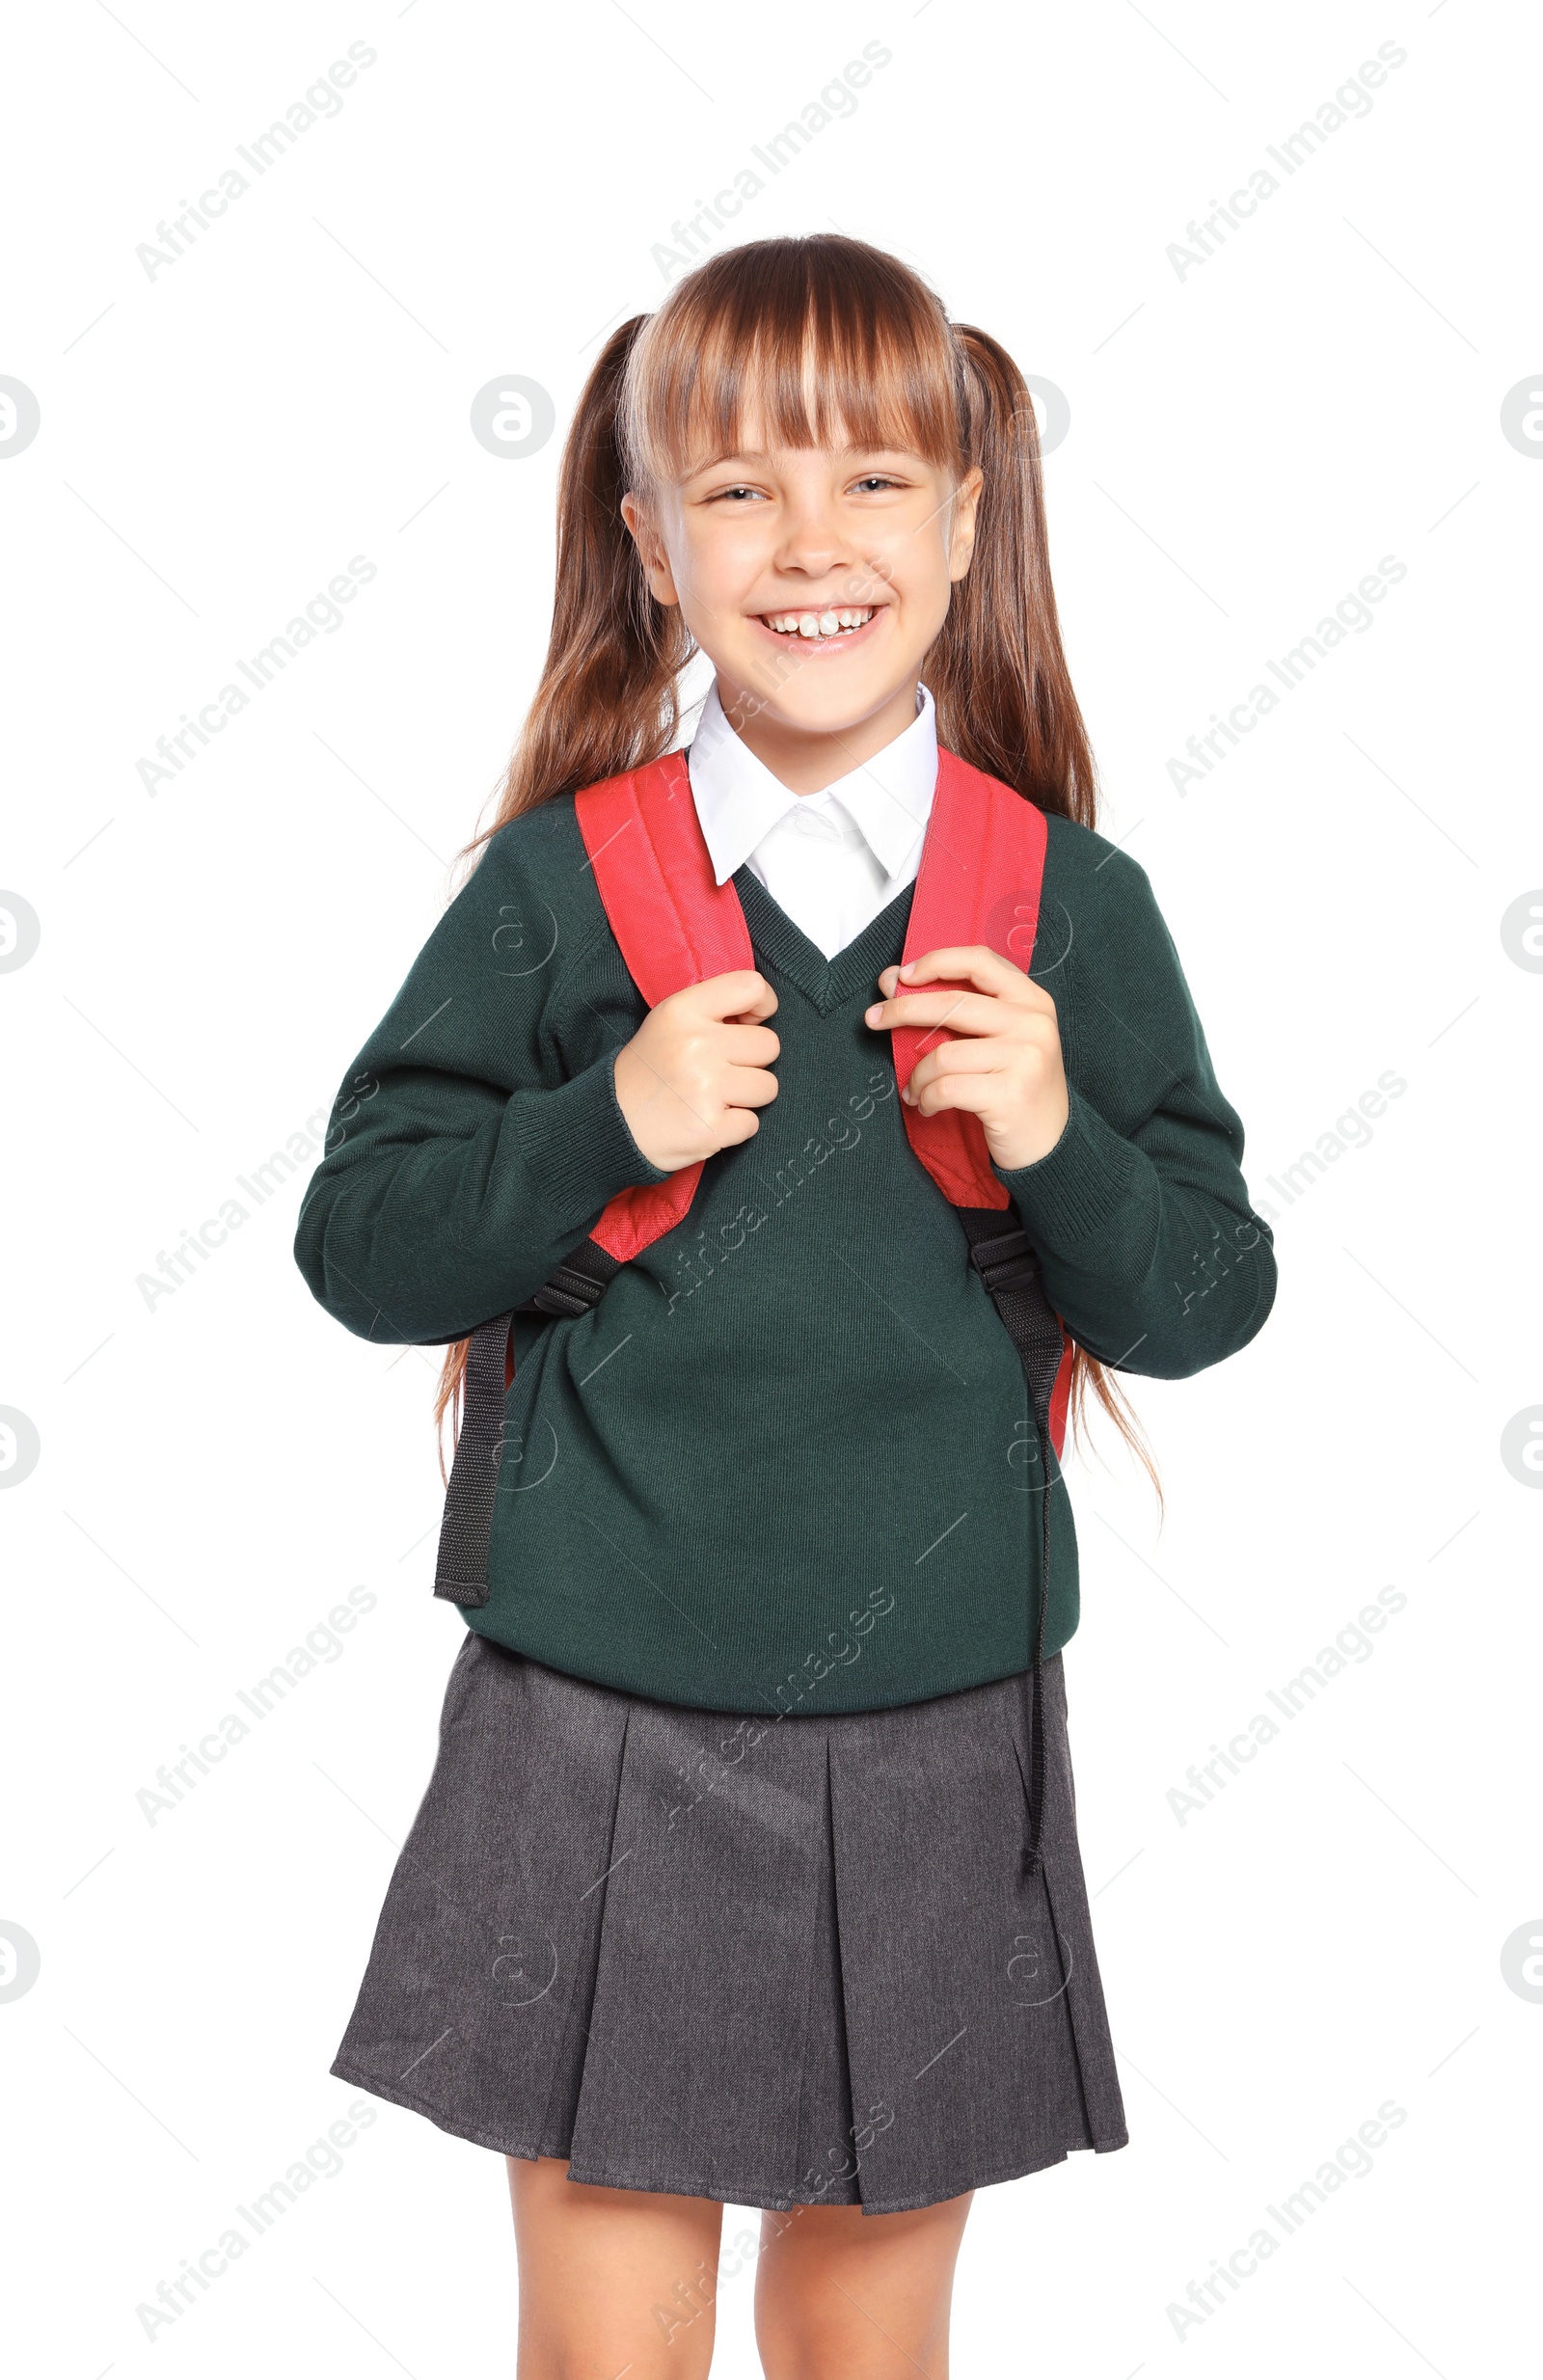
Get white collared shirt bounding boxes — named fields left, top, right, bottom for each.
left=686, top=679, right=938, bottom=960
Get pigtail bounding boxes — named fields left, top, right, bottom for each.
left=927, top=325, right=1097, bottom=829
left=460, top=315, right=694, bottom=866
left=434, top=313, right=692, bottom=1463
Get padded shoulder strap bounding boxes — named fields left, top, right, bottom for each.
left=577, top=749, right=756, bottom=1000
left=575, top=752, right=755, bottom=1263
left=892, top=747, right=1049, bottom=1210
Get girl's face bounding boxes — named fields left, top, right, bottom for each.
left=622, top=416, right=982, bottom=757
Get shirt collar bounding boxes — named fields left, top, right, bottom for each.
left=687, top=679, right=938, bottom=887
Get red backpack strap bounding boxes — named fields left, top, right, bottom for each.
left=574, top=751, right=754, bottom=1263
left=891, top=745, right=1049, bottom=1208
left=892, top=747, right=1073, bottom=1469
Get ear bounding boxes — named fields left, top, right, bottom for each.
left=947, top=465, right=985, bottom=583
left=620, top=490, right=681, bottom=609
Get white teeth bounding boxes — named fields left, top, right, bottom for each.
left=762, top=606, right=876, bottom=637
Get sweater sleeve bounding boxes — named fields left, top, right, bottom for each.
left=292, top=825, right=669, bottom=1346
left=993, top=841, right=1276, bottom=1380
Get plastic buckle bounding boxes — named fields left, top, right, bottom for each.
left=529, top=1263, right=606, bottom=1319
left=968, top=1225, right=1037, bottom=1297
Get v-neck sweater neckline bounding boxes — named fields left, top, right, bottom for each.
left=732, top=864, right=915, bottom=1015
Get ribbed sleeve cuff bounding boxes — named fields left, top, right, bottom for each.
left=993, top=1086, right=1153, bottom=1258
left=512, top=1052, right=672, bottom=1230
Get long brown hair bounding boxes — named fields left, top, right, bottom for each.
left=436, top=234, right=1156, bottom=1498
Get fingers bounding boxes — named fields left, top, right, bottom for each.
left=906, top=1038, right=1004, bottom=1088
left=722, top=1064, right=780, bottom=1110
left=679, top=969, right=778, bottom=1023
left=906, top=1029, right=1059, bottom=1108
left=864, top=987, right=1004, bottom=1040
left=719, top=1021, right=781, bottom=1068
left=865, top=945, right=1056, bottom=1040
left=868, top=946, right=1053, bottom=1026
left=886, top=945, right=1032, bottom=997
left=904, top=1068, right=1001, bottom=1119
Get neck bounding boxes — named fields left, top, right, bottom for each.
left=715, top=673, right=922, bottom=796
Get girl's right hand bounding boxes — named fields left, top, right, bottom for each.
left=612, top=970, right=780, bottom=1170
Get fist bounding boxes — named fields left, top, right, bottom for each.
left=613, top=969, right=780, bottom=1172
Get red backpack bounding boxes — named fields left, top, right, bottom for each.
left=432, top=746, right=1074, bottom=1858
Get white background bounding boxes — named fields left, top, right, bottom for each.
left=2, top=1, right=1538, bottom=2372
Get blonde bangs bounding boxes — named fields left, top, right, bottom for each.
left=618, top=235, right=966, bottom=492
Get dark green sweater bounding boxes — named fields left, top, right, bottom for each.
left=293, top=789, right=1275, bottom=1713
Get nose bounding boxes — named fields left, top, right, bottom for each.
left=772, top=487, right=853, bottom=583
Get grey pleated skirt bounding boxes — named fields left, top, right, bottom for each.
left=330, top=1632, right=1128, bottom=2215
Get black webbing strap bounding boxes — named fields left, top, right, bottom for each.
left=958, top=1208, right=1066, bottom=1880
left=431, top=1236, right=621, bottom=1608
left=432, top=1309, right=514, bottom=1608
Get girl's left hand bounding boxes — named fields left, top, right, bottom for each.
left=864, top=945, right=1069, bottom=1172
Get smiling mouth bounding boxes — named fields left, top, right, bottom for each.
left=756, top=606, right=879, bottom=640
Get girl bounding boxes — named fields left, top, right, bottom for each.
left=295, top=234, right=1275, bottom=2379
